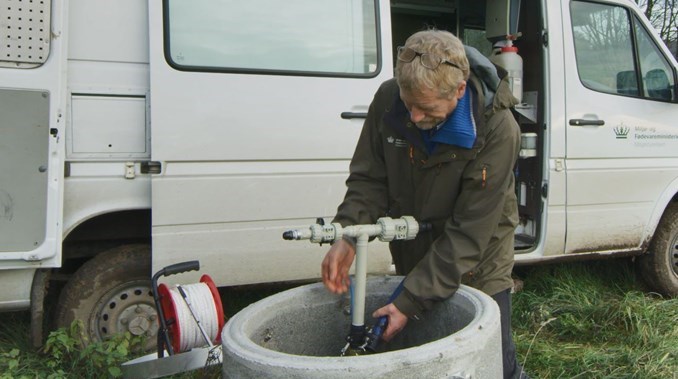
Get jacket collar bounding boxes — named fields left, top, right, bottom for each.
left=384, top=76, right=486, bottom=155
left=384, top=92, right=427, bottom=152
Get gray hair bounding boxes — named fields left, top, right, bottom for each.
left=395, top=30, right=470, bottom=99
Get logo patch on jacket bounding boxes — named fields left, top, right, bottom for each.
left=387, top=136, right=408, bottom=148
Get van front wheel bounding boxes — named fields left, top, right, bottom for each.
left=638, top=202, right=678, bottom=297
left=54, top=244, right=157, bottom=350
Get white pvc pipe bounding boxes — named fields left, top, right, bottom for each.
left=351, top=233, right=369, bottom=327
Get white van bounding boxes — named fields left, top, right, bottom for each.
left=1, top=0, right=676, bottom=346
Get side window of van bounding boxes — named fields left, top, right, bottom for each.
left=164, top=0, right=378, bottom=77
left=462, top=28, right=493, bottom=57
left=634, top=19, right=676, bottom=101
left=570, top=1, right=675, bottom=101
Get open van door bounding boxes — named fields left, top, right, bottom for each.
left=0, top=1, right=67, bottom=269
left=148, top=0, right=394, bottom=284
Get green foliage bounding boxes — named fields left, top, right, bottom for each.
left=44, top=320, right=138, bottom=378
left=512, top=259, right=678, bottom=378
left=0, top=319, right=142, bottom=379
left=0, top=348, right=21, bottom=375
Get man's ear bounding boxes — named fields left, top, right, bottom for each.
left=455, top=81, right=467, bottom=100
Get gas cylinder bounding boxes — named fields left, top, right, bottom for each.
left=489, top=37, right=523, bottom=103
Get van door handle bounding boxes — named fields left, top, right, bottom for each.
left=341, top=112, right=368, bottom=119
left=569, top=119, right=605, bottom=126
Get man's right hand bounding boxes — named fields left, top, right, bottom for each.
left=321, top=238, right=356, bottom=294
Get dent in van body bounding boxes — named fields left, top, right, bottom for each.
left=0, top=190, right=14, bottom=221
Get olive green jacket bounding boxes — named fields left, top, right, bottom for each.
left=333, top=73, right=521, bottom=319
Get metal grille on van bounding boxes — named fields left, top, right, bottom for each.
left=0, top=0, right=51, bottom=68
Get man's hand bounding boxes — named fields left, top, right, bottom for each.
left=372, top=303, right=408, bottom=341
left=321, top=239, right=356, bottom=294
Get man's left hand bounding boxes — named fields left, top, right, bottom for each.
left=372, top=303, right=408, bottom=341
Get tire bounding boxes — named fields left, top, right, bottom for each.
left=637, top=202, right=678, bottom=297
left=55, top=244, right=158, bottom=350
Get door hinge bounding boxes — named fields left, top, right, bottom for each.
left=141, top=161, right=162, bottom=174
left=125, top=162, right=136, bottom=179
left=541, top=30, right=548, bottom=47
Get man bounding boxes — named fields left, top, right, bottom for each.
left=321, top=30, right=527, bottom=378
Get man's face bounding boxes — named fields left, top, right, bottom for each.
left=400, top=83, right=466, bottom=130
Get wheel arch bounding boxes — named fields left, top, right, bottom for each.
left=642, top=181, right=678, bottom=251
left=62, top=209, right=151, bottom=260
left=31, top=209, right=151, bottom=346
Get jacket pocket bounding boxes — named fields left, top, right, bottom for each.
left=422, top=147, right=478, bottom=169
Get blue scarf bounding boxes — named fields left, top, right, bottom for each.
left=420, top=87, right=476, bottom=154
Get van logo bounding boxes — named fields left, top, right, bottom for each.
left=613, top=126, right=630, bottom=139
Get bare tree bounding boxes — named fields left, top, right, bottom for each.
left=635, top=0, right=678, bottom=59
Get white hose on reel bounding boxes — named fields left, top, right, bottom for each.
left=168, top=283, right=218, bottom=352
left=158, top=275, right=225, bottom=353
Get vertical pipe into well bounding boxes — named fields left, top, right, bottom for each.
left=351, top=232, right=369, bottom=328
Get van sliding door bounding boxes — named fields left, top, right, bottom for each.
left=148, top=0, right=394, bottom=285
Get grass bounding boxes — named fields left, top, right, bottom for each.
left=512, top=259, right=677, bottom=378
left=0, top=258, right=676, bottom=378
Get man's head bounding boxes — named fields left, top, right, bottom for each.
left=395, top=30, right=470, bottom=130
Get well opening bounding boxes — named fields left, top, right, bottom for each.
left=242, top=277, right=476, bottom=357
left=222, top=276, right=503, bottom=379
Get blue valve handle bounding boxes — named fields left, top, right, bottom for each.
left=365, top=279, right=405, bottom=352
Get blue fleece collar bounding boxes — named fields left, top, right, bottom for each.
left=420, top=86, right=477, bottom=153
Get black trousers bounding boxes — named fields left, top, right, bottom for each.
left=491, top=289, right=529, bottom=379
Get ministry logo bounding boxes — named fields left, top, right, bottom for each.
left=613, top=126, right=630, bottom=139
left=386, top=136, right=408, bottom=147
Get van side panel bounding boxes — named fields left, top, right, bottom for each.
left=63, top=0, right=151, bottom=240
left=0, top=269, right=34, bottom=311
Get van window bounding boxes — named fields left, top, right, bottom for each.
left=165, top=0, right=379, bottom=77
left=463, top=28, right=493, bottom=57
left=570, top=1, right=675, bottom=101
left=570, top=2, right=635, bottom=95
left=634, top=18, right=675, bottom=101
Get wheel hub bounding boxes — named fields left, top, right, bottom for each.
left=92, top=280, right=158, bottom=350
left=119, top=304, right=157, bottom=336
